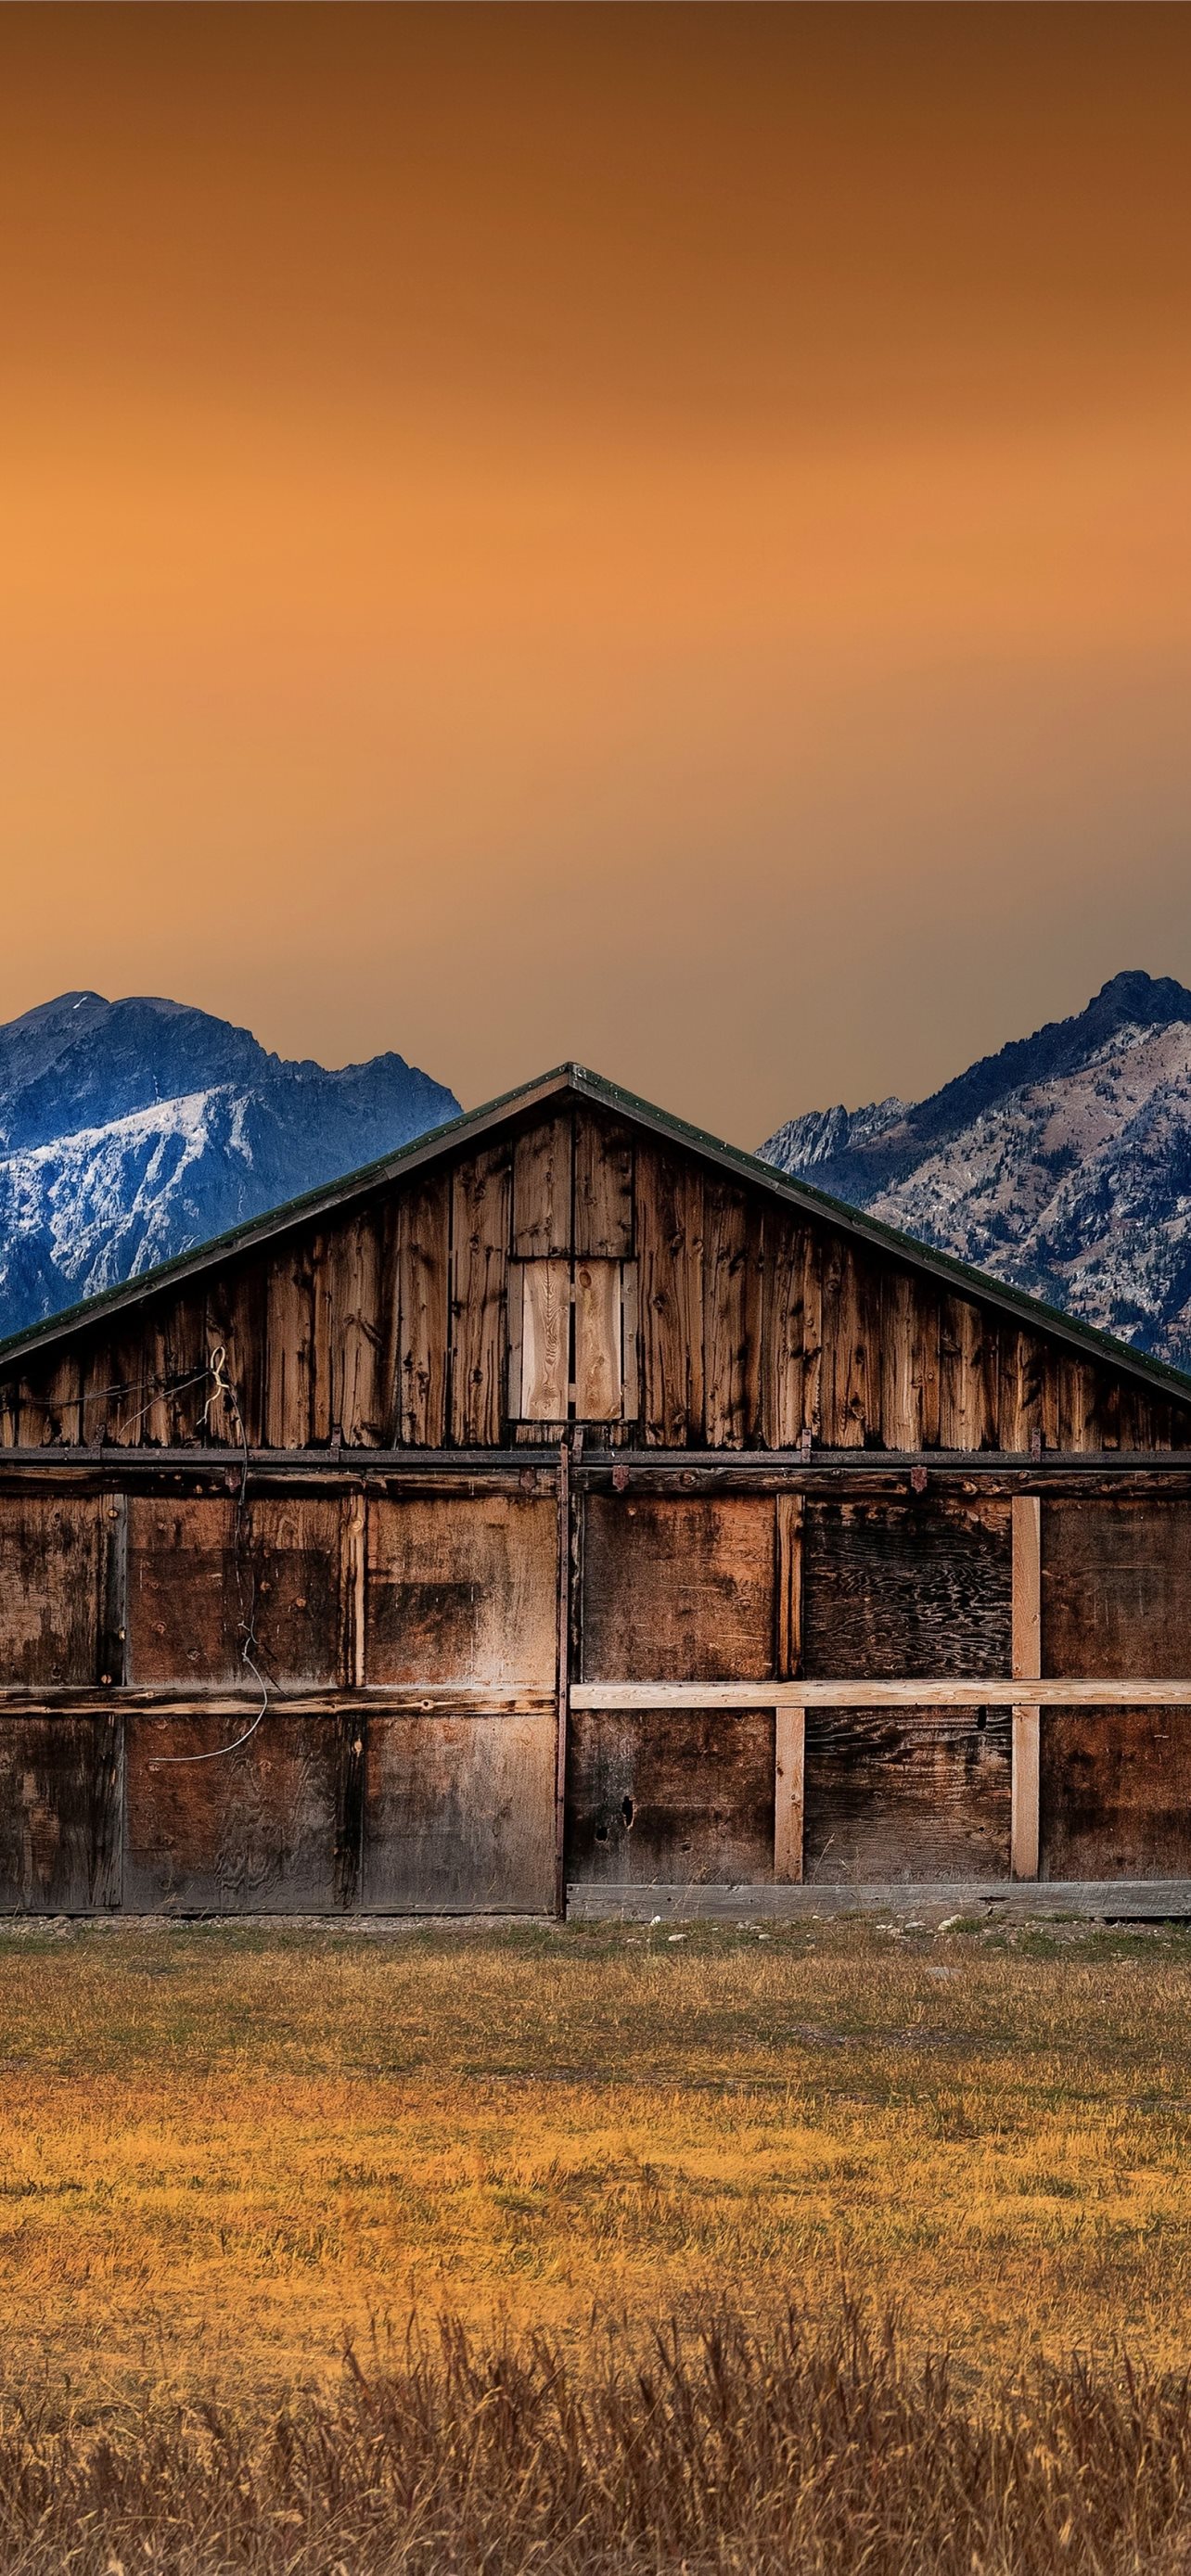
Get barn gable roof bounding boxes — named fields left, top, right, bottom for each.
left=1, top=1061, right=1188, bottom=1406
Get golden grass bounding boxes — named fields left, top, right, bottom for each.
left=2, top=1914, right=1191, bottom=2405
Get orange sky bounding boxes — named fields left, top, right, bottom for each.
left=2, top=4, right=1190, bottom=1144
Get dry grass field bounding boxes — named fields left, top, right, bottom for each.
left=3, top=1914, right=1191, bottom=2570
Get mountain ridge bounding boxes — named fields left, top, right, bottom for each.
left=760, top=971, right=1191, bottom=1371
left=0, top=993, right=459, bottom=1337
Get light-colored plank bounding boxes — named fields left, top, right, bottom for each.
left=519, top=1260, right=571, bottom=1421
left=570, top=1678, right=1191, bottom=1709
left=774, top=1702, right=805, bottom=1883
left=1012, top=1494, right=1042, bottom=1680
left=775, top=1492, right=803, bottom=1677
left=513, top=1116, right=572, bottom=1258
left=1011, top=1703, right=1041, bottom=1880
left=574, top=1258, right=621, bottom=1421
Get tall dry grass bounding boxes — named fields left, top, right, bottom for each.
left=2, top=2298, right=1191, bottom=2575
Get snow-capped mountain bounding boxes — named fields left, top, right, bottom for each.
left=760, top=971, right=1191, bottom=1373
left=0, top=992, right=459, bottom=1339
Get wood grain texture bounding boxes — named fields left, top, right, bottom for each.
left=364, top=1711, right=556, bottom=1910
left=582, top=1494, right=775, bottom=1682
left=1012, top=1496, right=1042, bottom=1679
left=565, top=1707, right=775, bottom=1885
left=513, top=1115, right=572, bottom=1258
left=1043, top=1499, right=1191, bottom=1678
left=774, top=1702, right=805, bottom=1882
left=124, top=1712, right=352, bottom=1911
left=760, top=1217, right=807, bottom=1449
left=775, top=1492, right=803, bottom=1678
left=573, top=1258, right=621, bottom=1421
left=803, top=1706, right=1011, bottom=1884
left=802, top=1499, right=1012, bottom=1679
left=636, top=1143, right=704, bottom=1445
left=1041, top=1708, right=1191, bottom=1881
left=1012, top=1705, right=1041, bottom=1880
left=263, top=1242, right=314, bottom=1448
left=573, top=1113, right=634, bottom=1258
left=396, top=1177, right=450, bottom=1447
left=126, top=1498, right=341, bottom=1687
left=326, top=1207, right=391, bottom=1446
left=517, top=1260, right=571, bottom=1421
left=621, top=1262, right=641, bottom=1424
left=0, top=1498, right=105, bottom=1684
left=938, top=1294, right=1000, bottom=1454
left=365, top=1492, right=557, bottom=1687
left=450, top=1146, right=512, bottom=1447
left=0, top=1715, right=122, bottom=1910
left=703, top=1183, right=762, bottom=1447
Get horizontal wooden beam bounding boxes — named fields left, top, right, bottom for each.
left=567, top=1880, right=1191, bottom=1922
left=570, top=1679, right=1191, bottom=1709
left=0, top=1687, right=557, bottom=1716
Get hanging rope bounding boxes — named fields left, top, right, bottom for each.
left=150, top=1343, right=272, bottom=1765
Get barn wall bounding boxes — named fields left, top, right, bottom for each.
left=0, top=1464, right=1188, bottom=1905
left=2, top=1102, right=1187, bottom=1457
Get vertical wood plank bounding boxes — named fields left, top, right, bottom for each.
left=520, top=1259, right=572, bottom=1420
left=800, top=1232, right=823, bottom=1443
left=621, top=1261, right=640, bottom=1423
left=1011, top=1492, right=1042, bottom=1880
left=264, top=1243, right=314, bottom=1447
left=637, top=1143, right=704, bottom=1446
left=513, top=1116, right=573, bottom=1257
left=774, top=1702, right=805, bottom=1883
left=337, top=1209, right=391, bottom=1445
left=573, top=1115, right=634, bottom=1257
left=914, top=1283, right=941, bottom=1451
left=703, top=1183, right=761, bottom=1447
left=939, top=1294, right=998, bottom=1452
left=1011, top=1707, right=1041, bottom=1881
left=574, top=1257, right=622, bottom=1420
left=1013, top=1495, right=1042, bottom=1680
left=761, top=1218, right=803, bottom=1449
left=340, top=1491, right=366, bottom=1686
left=879, top=1269, right=919, bottom=1452
left=450, top=1147, right=512, bottom=1446
left=395, top=1177, right=450, bottom=1446
left=775, top=1491, right=804, bottom=1678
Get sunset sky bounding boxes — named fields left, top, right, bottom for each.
left=2, top=5, right=1190, bottom=1145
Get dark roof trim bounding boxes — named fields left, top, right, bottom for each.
left=1, top=1061, right=1189, bottom=1407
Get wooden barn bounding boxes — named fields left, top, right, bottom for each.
left=2, top=1062, right=1191, bottom=1919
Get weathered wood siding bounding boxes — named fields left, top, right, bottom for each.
left=4, top=1102, right=1187, bottom=1455
left=803, top=1708, right=1012, bottom=1885
left=0, top=1081, right=1190, bottom=1911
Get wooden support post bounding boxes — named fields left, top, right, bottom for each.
left=775, top=1492, right=803, bottom=1679
left=336, top=1489, right=367, bottom=1911
left=1011, top=1494, right=1042, bottom=1881
left=774, top=1702, right=805, bottom=1883
left=554, top=1435, right=572, bottom=1919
